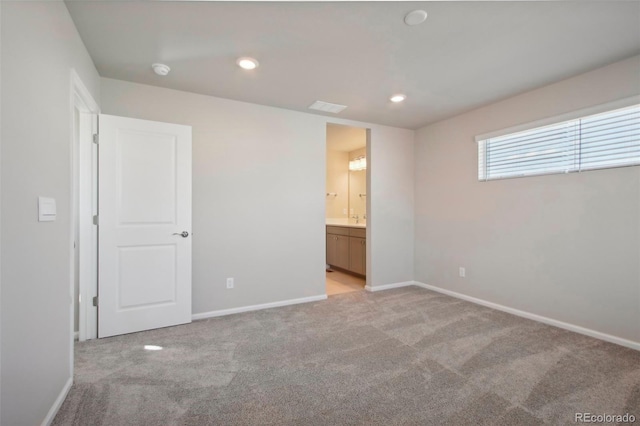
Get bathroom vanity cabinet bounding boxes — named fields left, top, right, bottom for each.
left=326, top=225, right=366, bottom=276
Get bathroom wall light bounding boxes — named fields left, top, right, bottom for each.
left=349, top=156, right=367, bottom=171
left=390, top=94, right=406, bottom=103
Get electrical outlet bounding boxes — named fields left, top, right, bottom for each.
left=343, top=208, right=347, bottom=215
left=459, top=267, right=466, bottom=278
left=226, top=277, right=234, bottom=289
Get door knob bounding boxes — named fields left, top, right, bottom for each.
left=173, top=231, right=189, bottom=238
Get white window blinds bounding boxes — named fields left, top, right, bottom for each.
left=478, top=104, right=640, bottom=181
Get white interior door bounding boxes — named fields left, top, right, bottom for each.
left=98, top=114, right=192, bottom=338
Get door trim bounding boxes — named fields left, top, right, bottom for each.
left=71, top=69, right=100, bottom=345
left=324, top=123, right=371, bottom=295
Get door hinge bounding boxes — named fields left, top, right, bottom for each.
left=93, top=215, right=99, bottom=226
left=92, top=296, right=98, bottom=307
left=93, top=133, right=99, bottom=144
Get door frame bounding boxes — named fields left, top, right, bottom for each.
left=324, top=123, right=371, bottom=292
left=71, top=69, right=100, bottom=345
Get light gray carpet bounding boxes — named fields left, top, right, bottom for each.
left=54, top=287, right=640, bottom=425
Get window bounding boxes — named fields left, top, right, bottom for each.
left=477, top=103, right=640, bottom=181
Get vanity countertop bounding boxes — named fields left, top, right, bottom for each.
left=326, top=218, right=366, bottom=228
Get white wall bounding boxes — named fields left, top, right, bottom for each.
left=1, top=2, right=100, bottom=425
left=414, top=56, right=640, bottom=344
left=102, top=78, right=326, bottom=313
left=365, top=125, right=415, bottom=287
left=101, top=77, right=415, bottom=311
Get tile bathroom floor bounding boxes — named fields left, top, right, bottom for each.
left=326, top=269, right=365, bottom=296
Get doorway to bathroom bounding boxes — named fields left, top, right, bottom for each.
left=325, top=123, right=369, bottom=296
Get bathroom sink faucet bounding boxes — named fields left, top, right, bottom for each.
left=352, top=214, right=359, bottom=224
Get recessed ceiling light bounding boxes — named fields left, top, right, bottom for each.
left=390, top=94, right=406, bottom=103
left=152, top=63, right=170, bottom=76
left=237, top=57, right=259, bottom=70
left=404, top=10, right=428, bottom=26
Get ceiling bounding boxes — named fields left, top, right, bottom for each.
left=66, top=1, right=640, bottom=130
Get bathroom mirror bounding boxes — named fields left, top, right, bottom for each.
left=348, top=152, right=366, bottom=222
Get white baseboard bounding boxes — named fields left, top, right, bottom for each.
left=365, top=280, right=415, bottom=292
left=413, top=281, right=640, bottom=351
left=42, top=376, right=72, bottom=426
left=192, top=294, right=328, bottom=321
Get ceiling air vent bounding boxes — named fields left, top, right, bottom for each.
left=308, top=100, right=347, bottom=114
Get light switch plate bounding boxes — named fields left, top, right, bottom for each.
left=38, top=197, right=56, bottom=222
